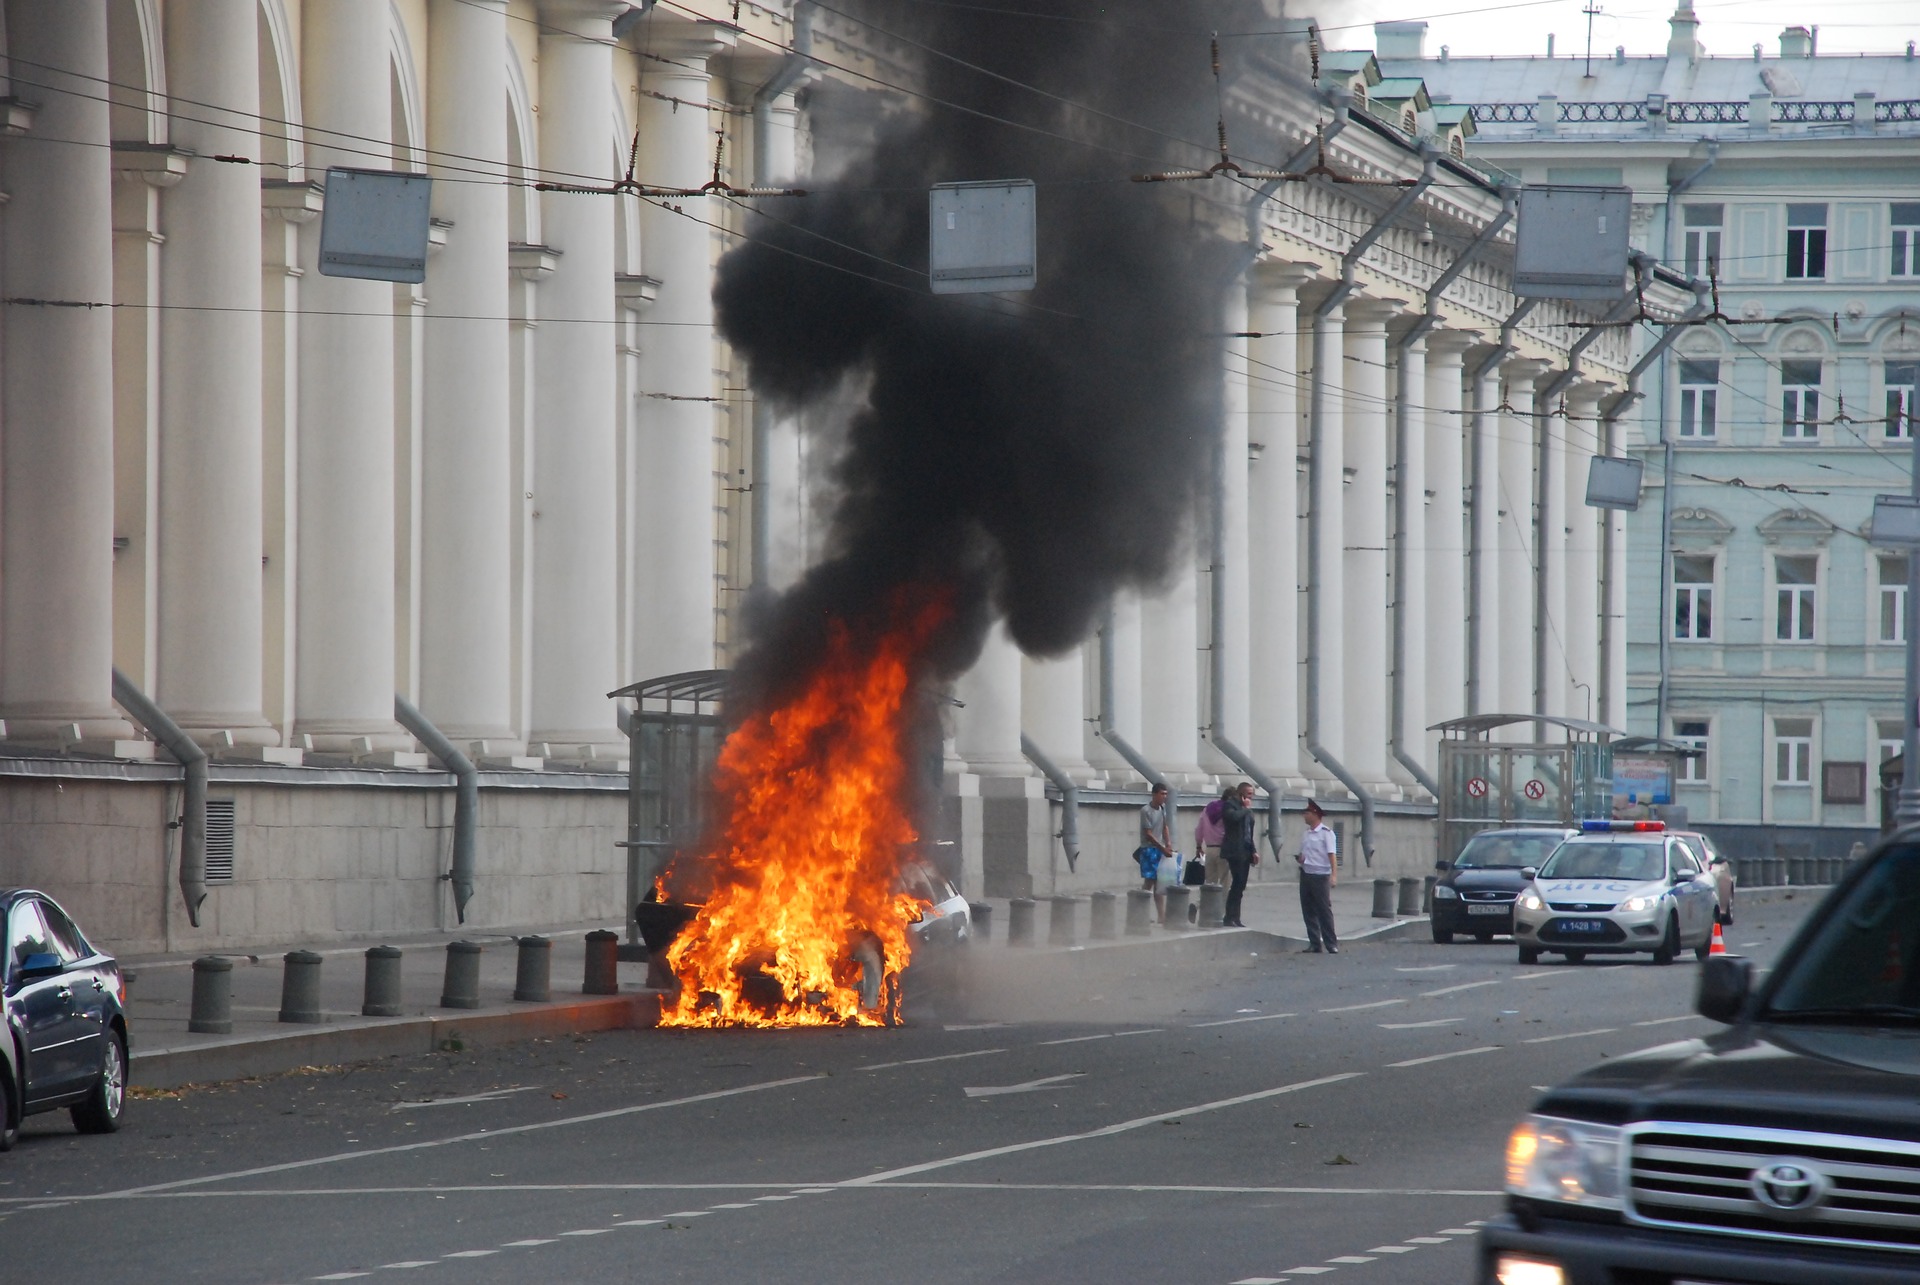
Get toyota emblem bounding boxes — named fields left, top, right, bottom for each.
left=1750, top=1160, right=1828, bottom=1215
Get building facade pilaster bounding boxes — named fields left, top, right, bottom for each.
left=1423, top=331, right=1476, bottom=745
left=1498, top=358, right=1553, bottom=717
left=1342, top=298, right=1401, bottom=789
left=1247, top=266, right=1312, bottom=786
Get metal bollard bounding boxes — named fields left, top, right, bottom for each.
left=1787, top=856, right=1806, bottom=886
left=188, top=955, right=234, bottom=1035
left=440, top=940, right=483, bottom=1009
left=1124, top=889, right=1154, bottom=936
left=1396, top=877, right=1421, bottom=917
left=968, top=902, right=992, bottom=943
left=1162, top=884, right=1192, bottom=929
left=1196, top=882, right=1226, bottom=928
left=1088, top=890, right=1118, bottom=940
left=1048, top=896, right=1082, bottom=947
left=1422, top=875, right=1438, bottom=914
left=363, top=945, right=403, bottom=1017
left=514, top=935, right=552, bottom=1002
left=583, top=929, right=620, bottom=995
left=1006, top=897, right=1037, bottom=947
left=1371, top=878, right=1396, bottom=919
left=1825, top=856, right=1841, bottom=884
left=278, top=949, right=324, bottom=1023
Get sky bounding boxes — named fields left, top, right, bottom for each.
left=1317, top=0, right=1917, bottom=59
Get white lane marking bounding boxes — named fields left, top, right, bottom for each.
left=614, top=1220, right=662, bottom=1227
left=944, top=1023, right=1006, bottom=1031
left=1521, top=1028, right=1617, bottom=1044
left=1282, top=1268, right=1334, bottom=1276
left=866, top=1182, right=1500, bottom=1195
left=842, top=1072, right=1365, bottom=1186
left=312, top=1275, right=369, bottom=1281
left=662, top=1211, right=711, bottom=1218
left=378, top=1262, right=435, bottom=1269
left=856, top=1049, right=1006, bottom=1072
left=1327, top=1255, right=1375, bottom=1263
left=390, top=1087, right=540, bottom=1112
left=559, top=1228, right=612, bottom=1235
left=1406, top=1236, right=1452, bottom=1244
left=708, top=1202, right=757, bottom=1210
left=1367, top=1246, right=1419, bottom=1253
left=1192, top=1013, right=1295, bottom=1028
left=1379, top=1018, right=1462, bottom=1030
left=1039, top=1034, right=1111, bottom=1046
left=1387, top=1046, right=1501, bottom=1069
left=792, top=1188, right=836, bottom=1194
left=1114, top=1029, right=1164, bottom=1037
left=753, top=1196, right=798, bottom=1202
left=93, top=1074, right=828, bottom=1199
left=501, top=1239, right=554, bottom=1247
left=1419, top=979, right=1503, bottom=998
left=1509, top=972, right=1563, bottom=981
left=1438, top=1228, right=1480, bottom=1235
left=1395, top=965, right=1456, bottom=973
left=965, top=1073, right=1086, bottom=1099
left=1320, top=1000, right=1405, bottom=1013
left=441, top=1250, right=497, bottom=1258
left=1632, top=1015, right=1698, bottom=1027
left=1231, top=1277, right=1288, bottom=1284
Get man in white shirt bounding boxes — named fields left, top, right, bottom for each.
left=1296, top=799, right=1339, bottom=953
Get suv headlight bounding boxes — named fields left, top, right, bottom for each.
left=1518, top=892, right=1544, bottom=911
left=1617, top=894, right=1656, bottom=912
left=1506, top=1115, right=1623, bottom=1209
left=1434, top=885, right=1459, bottom=899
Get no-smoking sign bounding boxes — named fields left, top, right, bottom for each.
left=1465, top=777, right=1488, bottom=798
left=1524, top=779, right=1547, bottom=800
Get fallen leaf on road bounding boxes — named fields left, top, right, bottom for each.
left=552, top=1092, right=569, bottom=1100
left=1325, top=1154, right=1357, bottom=1166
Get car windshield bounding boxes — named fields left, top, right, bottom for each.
left=1767, top=843, right=1920, bottom=1024
left=1455, top=832, right=1565, bottom=869
left=1538, top=842, right=1664, bottom=882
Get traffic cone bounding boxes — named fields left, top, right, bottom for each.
left=1708, top=922, right=1726, bottom=956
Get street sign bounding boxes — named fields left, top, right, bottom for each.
left=929, top=179, right=1036, bottom=295
left=1524, top=779, right=1546, bottom=800
left=319, top=167, right=432, bottom=284
left=1514, top=185, right=1633, bottom=300
left=1466, top=777, right=1488, bottom=798
left=1871, top=494, right=1920, bottom=547
left=1586, top=455, right=1644, bottom=511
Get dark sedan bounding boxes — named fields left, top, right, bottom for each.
left=1431, top=828, right=1574, bottom=943
left=3, top=889, right=128, bottom=1148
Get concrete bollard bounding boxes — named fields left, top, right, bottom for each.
left=188, top=955, right=234, bottom=1035
left=1787, top=856, right=1807, bottom=886
left=1162, top=884, right=1192, bottom=929
left=1396, top=877, right=1421, bottom=917
left=968, top=902, right=993, bottom=943
left=1421, top=875, right=1438, bottom=914
left=583, top=929, right=620, bottom=994
left=514, top=935, right=553, bottom=1002
left=1048, top=896, right=1083, bottom=947
left=1196, top=882, right=1227, bottom=928
left=363, top=945, right=403, bottom=1017
left=1088, top=890, right=1118, bottom=940
left=1006, top=897, right=1037, bottom=947
left=1124, top=889, right=1154, bottom=936
left=1371, top=878, right=1396, bottom=919
left=278, top=949, right=324, bottom=1024
left=440, top=940, right=483, bottom=1009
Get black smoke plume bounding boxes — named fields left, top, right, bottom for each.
left=718, top=0, right=1276, bottom=714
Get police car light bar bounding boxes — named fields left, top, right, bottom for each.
left=1581, top=820, right=1665, bottom=832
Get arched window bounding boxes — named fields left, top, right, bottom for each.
left=1450, top=133, right=1465, bottom=159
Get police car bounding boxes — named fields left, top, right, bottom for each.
left=1511, top=821, right=1722, bottom=965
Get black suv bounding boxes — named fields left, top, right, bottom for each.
left=1431, top=828, right=1572, bottom=944
left=1478, top=831, right=1920, bottom=1284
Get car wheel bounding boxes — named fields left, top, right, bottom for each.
left=1517, top=946, right=1540, bottom=965
left=1562, top=950, right=1586, bottom=964
left=0, top=1071, right=18, bottom=1152
left=1431, top=924, right=1454, bottom=944
left=71, top=1028, right=126, bottom=1134
left=1653, top=916, right=1679, bottom=966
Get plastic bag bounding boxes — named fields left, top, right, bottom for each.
left=1155, top=851, right=1177, bottom=885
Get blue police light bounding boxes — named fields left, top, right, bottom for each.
left=1581, top=819, right=1666, bottom=832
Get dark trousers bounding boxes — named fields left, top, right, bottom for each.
left=1299, top=872, right=1337, bottom=948
left=1224, top=855, right=1251, bottom=924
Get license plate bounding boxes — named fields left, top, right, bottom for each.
left=1560, top=919, right=1606, bottom=933
left=1467, top=905, right=1507, bottom=916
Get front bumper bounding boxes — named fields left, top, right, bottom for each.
left=1514, top=905, right=1663, bottom=952
left=1478, top=1210, right=1920, bottom=1284
left=1434, top=897, right=1516, bottom=934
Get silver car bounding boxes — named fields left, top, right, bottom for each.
left=1512, top=823, right=1721, bottom=965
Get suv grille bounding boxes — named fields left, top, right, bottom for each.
left=1549, top=901, right=1612, bottom=912
left=1460, top=890, right=1515, bottom=903
left=1627, top=1122, right=1920, bottom=1253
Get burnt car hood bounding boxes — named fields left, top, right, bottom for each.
left=1539, top=1025, right=1920, bottom=1142
left=1445, top=867, right=1531, bottom=893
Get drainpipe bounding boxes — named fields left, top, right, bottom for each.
left=1020, top=734, right=1081, bottom=872
left=1389, top=186, right=1518, bottom=799
left=396, top=694, right=479, bottom=923
left=1096, top=606, right=1163, bottom=788
left=112, top=669, right=207, bottom=929
left=1466, top=297, right=1541, bottom=712
left=748, top=2, right=815, bottom=601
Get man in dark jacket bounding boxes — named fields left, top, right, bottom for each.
left=1220, top=781, right=1259, bottom=928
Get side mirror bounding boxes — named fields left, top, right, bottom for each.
left=1697, top=954, right=1753, bottom=1024
left=1671, top=870, right=1690, bottom=885
left=15, top=952, right=63, bottom=982
left=1434, top=861, right=1451, bottom=872
left=1520, top=867, right=1538, bottom=881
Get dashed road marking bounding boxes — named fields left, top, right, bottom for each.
left=1387, top=1046, right=1501, bottom=1068
left=1326, top=1255, right=1375, bottom=1264
left=1406, top=1236, right=1452, bottom=1244
left=1394, top=965, right=1456, bottom=973
left=441, top=1250, right=497, bottom=1258
left=1192, top=1013, right=1295, bottom=1028
left=1379, top=1017, right=1463, bottom=1029
left=855, top=1049, right=1006, bottom=1072
left=1319, top=1000, right=1404, bottom=1013
left=559, top=1228, right=612, bottom=1235
left=1418, top=979, right=1503, bottom=998
left=1632, top=1015, right=1697, bottom=1027
left=1522, top=1028, right=1616, bottom=1044
left=709, top=1202, right=757, bottom=1210
left=377, top=1263, right=435, bottom=1270
left=501, top=1238, right=555, bottom=1246
left=1039, top=1033, right=1111, bottom=1046
left=1438, top=1228, right=1480, bottom=1235
left=1368, top=1245, right=1419, bottom=1253
left=661, top=1211, right=710, bottom=1218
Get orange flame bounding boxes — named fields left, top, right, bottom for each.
left=658, top=591, right=950, bottom=1028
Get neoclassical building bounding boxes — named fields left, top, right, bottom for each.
left=0, top=1, right=1673, bottom=951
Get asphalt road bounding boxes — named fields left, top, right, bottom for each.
left=0, top=895, right=1819, bottom=1284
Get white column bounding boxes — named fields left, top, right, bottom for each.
left=1141, top=558, right=1204, bottom=782
left=1342, top=300, right=1395, bottom=787
left=757, top=90, right=807, bottom=592
left=1498, top=359, right=1551, bottom=717
left=528, top=0, right=627, bottom=754
left=295, top=2, right=401, bottom=750
left=1022, top=648, right=1092, bottom=780
left=955, top=623, right=1026, bottom=776
left=1248, top=269, right=1308, bottom=783
left=0, top=1, right=132, bottom=741
left=1603, top=465, right=1629, bottom=731
left=631, top=20, right=734, bottom=685
left=1468, top=359, right=1500, bottom=713
left=1563, top=385, right=1605, bottom=721
left=1424, top=333, right=1473, bottom=742
left=1307, top=303, right=1346, bottom=776
left=1394, top=330, right=1429, bottom=786
left=419, top=0, right=514, bottom=746
left=1212, top=287, right=1253, bottom=768
left=1539, top=377, right=1570, bottom=719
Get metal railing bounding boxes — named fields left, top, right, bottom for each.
left=1466, top=98, right=1920, bottom=128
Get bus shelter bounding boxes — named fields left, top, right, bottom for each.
left=1432, top=714, right=1619, bottom=863
left=607, top=669, right=728, bottom=952
left=1609, top=735, right=1703, bottom=824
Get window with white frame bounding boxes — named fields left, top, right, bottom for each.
left=1674, top=719, right=1710, bottom=783
left=1781, top=360, right=1822, bottom=439
left=1678, top=359, right=1719, bottom=438
left=1879, top=720, right=1906, bottom=768
left=1774, top=717, right=1814, bottom=786
left=1893, top=203, right=1920, bottom=278
left=1786, top=203, right=1828, bottom=279
left=1683, top=204, right=1723, bottom=277
left=1882, top=554, right=1909, bottom=644
left=1888, top=361, right=1918, bottom=440
left=1673, top=554, right=1715, bottom=640
left=1775, top=554, right=1818, bottom=642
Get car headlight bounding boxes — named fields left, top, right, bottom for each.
left=1505, top=1115, right=1623, bottom=1209
left=1433, top=885, right=1459, bottom=899
left=1617, top=894, right=1656, bottom=912
left=1518, top=892, right=1544, bottom=911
